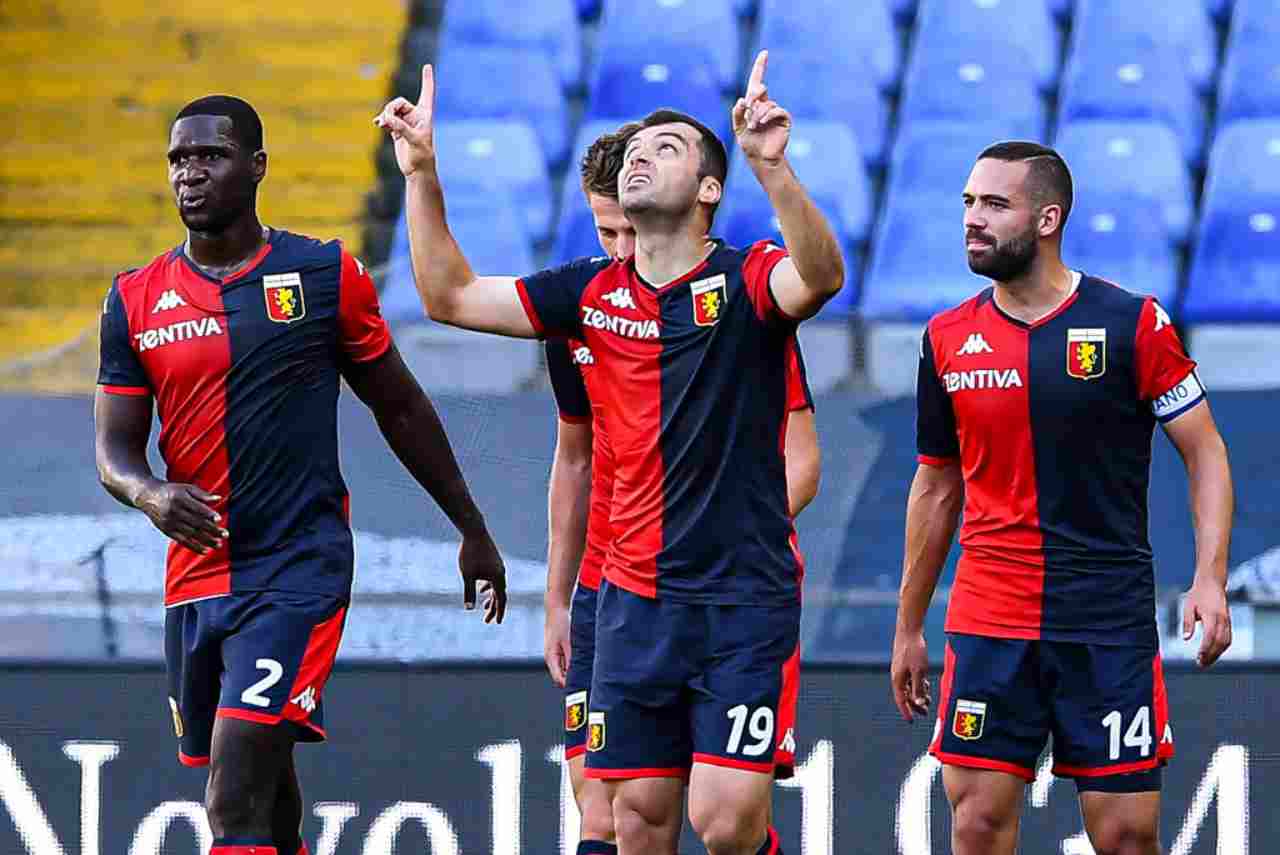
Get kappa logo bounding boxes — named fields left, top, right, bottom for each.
left=572, top=345, right=595, bottom=366
left=942, top=368, right=1023, bottom=392
left=581, top=306, right=659, bottom=340
left=601, top=286, right=637, bottom=310
left=953, top=699, right=986, bottom=741
left=168, top=697, right=184, bottom=739
left=955, top=333, right=994, bottom=356
left=151, top=289, right=187, bottom=314
left=565, top=690, right=587, bottom=732
left=134, top=317, right=224, bottom=353
left=587, top=711, right=606, bottom=752
left=779, top=727, right=796, bottom=755
left=1153, top=302, right=1172, bottom=332
left=291, top=686, right=317, bottom=714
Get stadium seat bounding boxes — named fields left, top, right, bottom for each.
left=439, top=0, right=582, bottom=91
left=719, top=123, right=871, bottom=249
left=1054, top=120, right=1193, bottom=245
left=861, top=205, right=988, bottom=321
left=1184, top=120, right=1280, bottom=322
left=553, top=189, right=605, bottom=265
left=586, top=54, right=727, bottom=140
left=1058, top=42, right=1206, bottom=167
left=756, top=0, right=899, bottom=93
left=898, top=42, right=1046, bottom=140
left=434, top=120, right=552, bottom=245
left=576, top=0, right=603, bottom=19
left=1070, top=0, right=1217, bottom=94
left=885, top=121, right=1044, bottom=213
left=912, top=0, right=1059, bottom=92
left=1062, top=194, right=1179, bottom=305
left=1218, top=43, right=1280, bottom=125
left=1205, top=0, right=1232, bottom=22
left=435, top=46, right=569, bottom=168
left=595, top=0, right=739, bottom=92
left=750, top=53, right=890, bottom=170
left=1225, top=0, right=1278, bottom=44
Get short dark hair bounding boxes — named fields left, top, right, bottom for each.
left=580, top=121, right=643, bottom=200
left=637, top=109, right=729, bottom=188
left=977, top=140, right=1073, bottom=232
left=173, top=95, right=264, bottom=153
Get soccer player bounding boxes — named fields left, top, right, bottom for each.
left=543, top=126, right=822, bottom=854
left=378, top=50, right=843, bottom=855
left=94, top=96, right=507, bottom=855
left=890, top=142, right=1234, bottom=855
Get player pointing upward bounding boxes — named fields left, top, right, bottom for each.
left=379, top=50, right=843, bottom=855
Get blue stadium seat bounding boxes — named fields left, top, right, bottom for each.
left=756, top=0, right=899, bottom=93
left=886, top=121, right=1045, bottom=214
left=913, top=0, right=1059, bottom=92
left=596, top=0, right=739, bottom=92
left=553, top=189, right=605, bottom=265
left=1205, top=0, right=1233, bottom=22
left=1226, top=0, right=1278, bottom=43
left=861, top=205, right=988, bottom=321
left=576, top=0, right=602, bottom=18
left=586, top=54, right=727, bottom=139
left=1184, top=120, right=1280, bottom=321
left=1050, top=0, right=1075, bottom=20
left=1058, top=42, right=1206, bottom=166
left=1054, top=120, right=1193, bottom=244
left=439, top=0, right=582, bottom=91
left=435, top=46, right=569, bottom=168
left=890, top=0, right=919, bottom=24
left=1062, top=194, right=1179, bottom=305
left=899, top=42, right=1046, bottom=139
left=1071, top=0, right=1217, bottom=94
left=1218, top=43, right=1280, bottom=124
left=434, top=120, right=552, bottom=244
left=751, top=54, right=890, bottom=169
left=718, top=122, right=871, bottom=248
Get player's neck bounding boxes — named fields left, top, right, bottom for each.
left=633, top=227, right=715, bottom=287
left=992, top=257, right=1075, bottom=325
left=185, top=215, right=268, bottom=279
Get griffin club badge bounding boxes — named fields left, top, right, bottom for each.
left=691, top=274, right=727, bottom=327
left=953, top=699, right=986, bottom=741
left=587, top=711, right=606, bottom=751
left=565, top=691, right=586, bottom=732
left=1067, top=328, right=1106, bottom=380
left=264, top=272, right=306, bottom=324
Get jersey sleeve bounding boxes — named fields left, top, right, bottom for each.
left=516, top=257, right=609, bottom=339
left=785, top=335, right=815, bottom=412
left=338, top=248, right=393, bottom=363
left=97, top=278, right=151, bottom=395
left=545, top=339, right=591, bottom=424
left=1134, top=297, right=1205, bottom=423
left=916, top=326, right=959, bottom=464
left=742, top=240, right=797, bottom=324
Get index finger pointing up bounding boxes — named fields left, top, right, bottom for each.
left=746, top=49, right=768, bottom=100
left=419, top=64, right=436, bottom=111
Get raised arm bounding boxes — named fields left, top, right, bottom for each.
left=343, top=344, right=507, bottom=622
left=375, top=65, right=536, bottom=337
left=732, top=51, right=845, bottom=320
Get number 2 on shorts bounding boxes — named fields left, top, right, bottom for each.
left=240, top=658, right=284, bottom=708
left=726, top=704, right=775, bottom=756
left=1101, top=705, right=1152, bottom=760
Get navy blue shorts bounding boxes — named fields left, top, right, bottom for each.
left=564, top=582, right=598, bottom=760
left=584, top=580, right=801, bottom=780
left=930, top=634, right=1174, bottom=789
left=164, top=591, right=348, bottom=767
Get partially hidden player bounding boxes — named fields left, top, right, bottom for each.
left=377, top=49, right=844, bottom=855
left=543, top=124, right=821, bottom=854
left=95, top=96, right=507, bottom=855
left=891, top=142, right=1234, bottom=855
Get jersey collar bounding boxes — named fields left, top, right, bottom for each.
left=174, top=228, right=276, bottom=288
left=987, top=270, right=1084, bottom=330
left=630, top=238, right=720, bottom=295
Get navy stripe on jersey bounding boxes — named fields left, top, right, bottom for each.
left=546, top=339, right=591, bottom=421
left=98, top=275, right=151, bottom=391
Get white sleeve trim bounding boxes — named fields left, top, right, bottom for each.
left=1152, top=371, right=1206, bottom=422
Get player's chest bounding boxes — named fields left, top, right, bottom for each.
left=132, top=267, right=337, bottom=387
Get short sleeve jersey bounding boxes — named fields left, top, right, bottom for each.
left=916, top=273, right=1205, bottom=645
left=98, top=230, right=391, bottom=606
left=522, top=241, right=805, bottom=605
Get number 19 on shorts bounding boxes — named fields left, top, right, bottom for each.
left=726, top=705, right=775, bottom=757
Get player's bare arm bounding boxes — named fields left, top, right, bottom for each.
left=733, top=50, right=845, bottom=320
left=94, top=390, right=226, bottom=555
left=784, top=409, right=820, bottom=517
left=545, top=418, right=593, bottom=685
left=892, top=461, right=963, bottom=722
left=342, top=343, right=508, bottom=623
left=375, top=65, right=537, bottom=338
left=1163, top=401, right=1234, bottom=667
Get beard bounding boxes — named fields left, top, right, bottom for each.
left=967, top=223, right=1038, bottom=282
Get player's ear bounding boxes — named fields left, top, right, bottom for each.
left=698, top=175, right=722, bottom=207
left=1037, top=203, right=1062, bottom=239
left=250, top=150, right=267, bottom=186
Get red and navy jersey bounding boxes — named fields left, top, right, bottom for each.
left=97, top=229, right=391, bottom=607
left=544, top=326, right=815, bottom=593
left=917, top=273, right=1206, bottom=645
left=521, top=240, right=805, bottom=605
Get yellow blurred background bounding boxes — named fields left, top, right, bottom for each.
left=0, top=0, right=404, bottom=391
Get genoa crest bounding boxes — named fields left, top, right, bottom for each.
left=691, top=274, right=728, bottom=327
left=565, top=691, right=587, bottom=732
left=1067, top=328, right=1106, bottom=380
left=587, top=711, right=606, bottom=752
left=952, top=699, right=986, bottom=741
left=264, top=272, right=306, bottom=324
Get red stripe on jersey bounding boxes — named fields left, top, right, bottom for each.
left=100, top=384, right=150, bottom=396
left=692, top=753, right=776, bottom=774
left=585, top=766, right=689, bottom=780
left=281, top=605, right=347, bottom=728
left=742, top=241, right=793, bottom=323
left=783, top=336, right=810, bottom=411
left=934, top=751, right=1036, bottom=781
left=933, top=308, right=1046, bottom=638
left=929, top=641, right=957, bottom=755
left=337, top=248, right=391, bottom=363
left=918, top=454, right=958, bottom=467
left=1134, top=297, right=1197, bottom=402
left=178, top=751, right=210, bottom=767
left=773, top=643, right=801, bottom=769
left=216, top=707, right=281, bottom=725
left=1153, top=653, right=1175, bottom=761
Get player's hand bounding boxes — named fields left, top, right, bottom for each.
left=1183, top=578, right=1232, bottom=668
left=374, top=64, right=437, bottom=178
left=732, top=50, right=791, bottom=168
left=891, top=629, right=932, bottom=722
left=544, top=601, right=571, bottom=687
left=459, top=530, right=507, bottom=624
left=136, top=482, right=226, bottom=555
